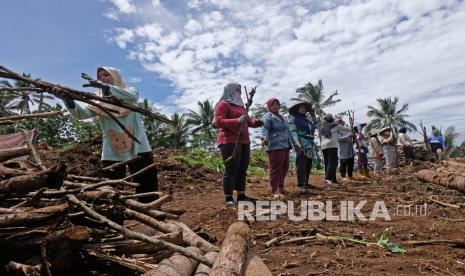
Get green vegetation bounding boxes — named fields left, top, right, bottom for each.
left=316, top=229, right=406, bottom=254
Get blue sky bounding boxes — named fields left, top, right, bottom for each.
left=0, top=0, right=173, bottom=103
left=1, top=0, right=465, bottom=142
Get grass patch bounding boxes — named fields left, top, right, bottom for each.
left=177, top=147, right=224, bottom=171
left=177, top=147, right=268, bottom=176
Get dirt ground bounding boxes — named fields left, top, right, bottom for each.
left=43, top=144, right=465, bottom=275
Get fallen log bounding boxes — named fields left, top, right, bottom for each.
left=0, top=146, right=30, bottom=163
left=194, top=252, right=218, bottom=276
left=244, top=250, right=273, bottom=276
left=0, top=204, right=68, bottom=227
left=444, top=160, right=465, bottom=171
left=0, top=163, right=66, bottom=195
left=124, top=209, right=219, bottom=252
left=66, top=194, right=214, bottom=267
left=0, top=164, right=26, bottom=179
left=416, top=170, right=465, bottom=194
left=211, top=222, right=250, bottom=276
left=142, top=246, right=202, bottom=276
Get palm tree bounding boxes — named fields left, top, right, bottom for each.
left=292, top=79, right=341, bottom=140
left=366, top=97, right=417, bottom=134
left=165, top=113, right=190, bottom=149
left=1, top=75, right=52, bottom=116
left=138, top=99, right=170, bottom=148
left=186, top=100, right=215, bottom=148
left=444, top=126, right=460, bottom=150
left=0, top=80, right=18, bottom=116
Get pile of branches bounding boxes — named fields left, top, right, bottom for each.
left=0, top=144, right=272, bottom=275
left=0, top=145, right=221, bottom=275
left=395, top=141, right=432, bottom=167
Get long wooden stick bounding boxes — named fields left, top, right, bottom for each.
left=0, top=87, right=44, bottom=92
left=35, top=178, right=140, bottom=198
left=123, top=163, right=157, bottom=181
left=87, top=156, right=143, bottom=176
left=0, top=111, right=61, bottom=122
left=406, top=239, right=465, bottom=247
left=0, top=65, right=173, bottom=143
left=66, top=194, right=214, bottom=267
left=0, top=67, right=139, bottom=143
left=348, top=110, right=363, bottom=161
left=0, top=65, right=173, bottom=124
left=428, top=195, right=461, bottom=209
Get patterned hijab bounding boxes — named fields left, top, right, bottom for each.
left=220, top=82, right=244, bottom=106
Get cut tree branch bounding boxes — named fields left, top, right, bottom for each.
left=66, top=194, right=214, bottom=267
left=0, top=111, right=61, bottom=122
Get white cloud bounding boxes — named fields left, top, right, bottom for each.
left=103, top=9, right=120, bottom=21
left=108, top=0, right=137, bottom=14
left=105, top=0, right=465, bottom=141
left=129, top=76, right=142, bottom=83
left=110, top=28, right=134, bottom=49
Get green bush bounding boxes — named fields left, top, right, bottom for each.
left=177, top=147, right=224, bottom=171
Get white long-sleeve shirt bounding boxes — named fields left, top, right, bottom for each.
left=398, top=133, right=412, bottom=146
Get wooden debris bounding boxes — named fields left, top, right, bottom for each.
left=0, top=146, right=31, bottom=163
left=6, top=261, right=42, bottom=276
left=0, top=111, right=61, bottom=123
left=416, top=169, right=465, bottom=194
left=0, top=163, right=66, bottom=195
left=66, top=194, right=214, bottom=267
left=194, top=252, right=219, bottom=276
left=406, top=239, right=465, bottom=247
left=211, top=222, right=251, bottom=276
left=428, top=195, right=461, bottom=209
left=244, top=250, right=273, bottom=276
left=142, top=246, right=202, bottom=276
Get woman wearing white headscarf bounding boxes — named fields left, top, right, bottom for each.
left=214, top=82, right=263, bottom=207
left=62, top=67, right=157, bottom=202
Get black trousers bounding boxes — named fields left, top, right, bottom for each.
left=323, top=148, right=338, bottom=182
left=101, top=152, right=158, bottom=197
left=339, top=157, right=354, bottom=177
left=404, top=146, right=415, bottom=163
left=296, top=153, right=312, bottom=185
left=219, top=143, right=250, bottom=196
